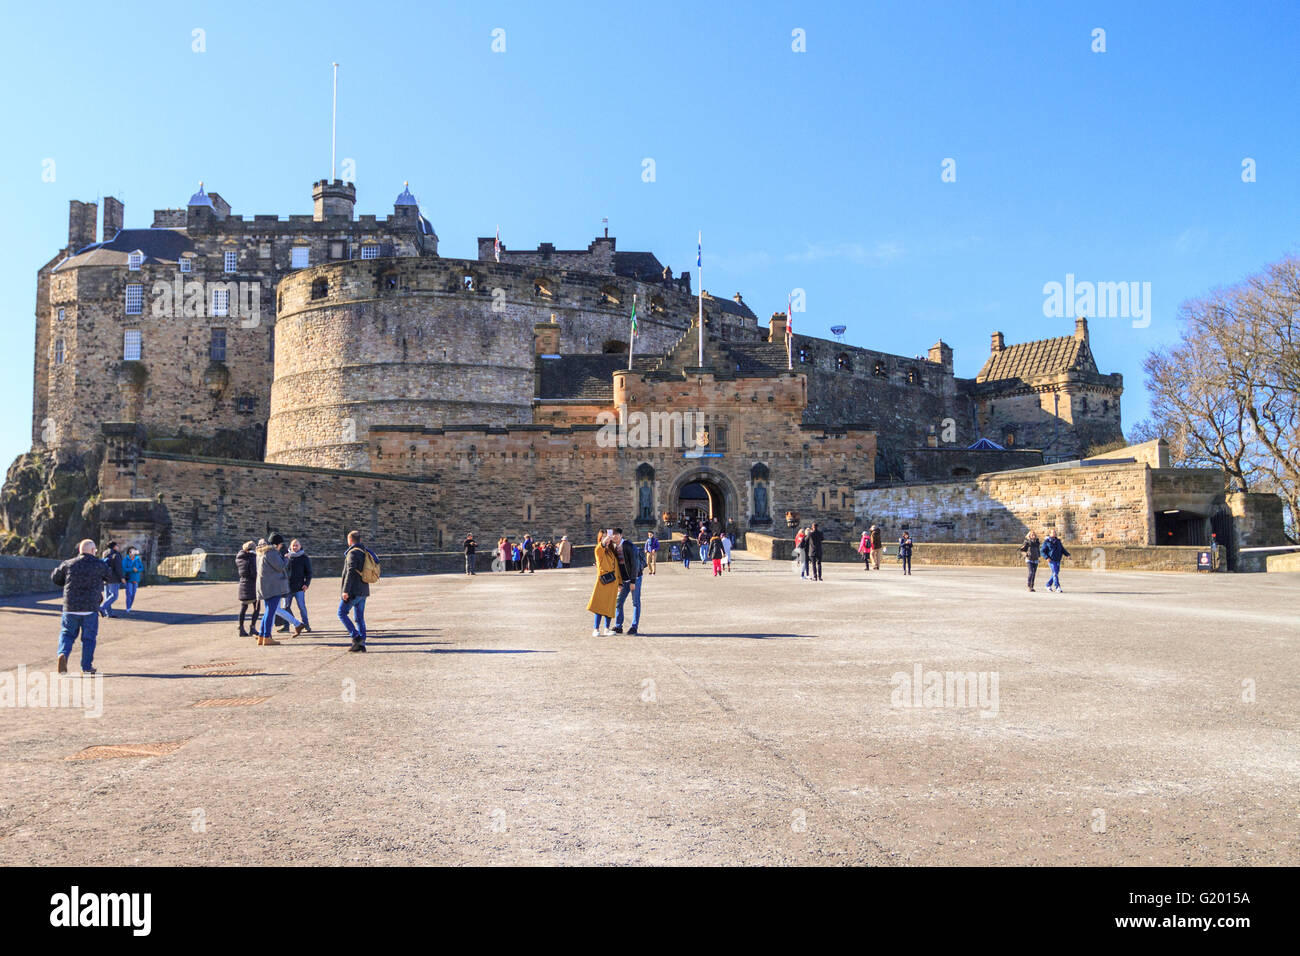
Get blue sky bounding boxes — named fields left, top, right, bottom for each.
left=2, top=0, right=1296, bottom=467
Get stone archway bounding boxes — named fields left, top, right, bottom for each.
left=667, top=467, right=740, bottom=530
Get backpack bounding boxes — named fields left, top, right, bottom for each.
left=349, top=547, right=381, bottom=584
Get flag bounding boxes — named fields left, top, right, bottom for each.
left=787, top=293, right=793, bottom=335
left=697, top=232, right=702, bottom=268
left=494, top=226, right=500, bottom=263
left=630, top=297, right=638, bottom=335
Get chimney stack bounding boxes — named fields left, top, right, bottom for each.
left=102, top=196, right=124, bottom=242
left=1074, top=316, right=1089, bottom=343
left=67, top=200, right=97, bottom=251
left=769, top=311, right=788, bottom=343
left=991, top=331, right=1005, bottom=353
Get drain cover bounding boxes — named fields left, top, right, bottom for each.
left=191, top=696, right=269, bottom=708
left=68, top=740, right=189, bottom=760
left=184, top=661, right=238, bottom=669
left=204, top=669, right=264, bottom=676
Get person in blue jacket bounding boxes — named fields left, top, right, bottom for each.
left=1040, top=529, right=1071, bottom=593
left=122, top=546, right=145, bottom=613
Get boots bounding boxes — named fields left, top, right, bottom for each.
left=258, top=634, right=280, bottom=646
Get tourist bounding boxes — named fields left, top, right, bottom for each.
left=680, top=533, right=693, bottom=569
left=235, top=541, right=261, bottom=637
left=497, top=537, right=510, bottom=571
left=808, top=523, right=825, bottom=581
left=720, top=531, right=732, bottom=572
left=795, top=527, right=809, bottom=578
left=869, top=524, right=883, bottom=570
left=98, top=540, right=124, bottom=618
left=611, top=528, right=644, bottom=635
left=519, top=534, right=536, bottom=574
left=463, top=533, right=477, bottom=575
left=1020, top=531, right=1041, bottom=591
left=708, top=531, right=724, bottom=576
left=644, top=532, right=659, bottom=574
left=122, top=546, right=144, bottom=613
left=858, top=530, right=871, bottom=570
left=696, top=525, right=708, bottom=559
left=898, top=531, right=913, bottom=575
left=284, top=539, right=312, bottom=631
left=1040, top=529, right=1070, bottom=593
left=51, top=539, right=111, bottom=675
left=587, top=530, right=622, bottom=636
left=257, top=534, right=302, bottom=645
left=558, top=535, right=572, bottom=569
left=340, top=530, right=375, bottom=651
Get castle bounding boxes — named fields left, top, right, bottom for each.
left=26, top=172, right=1277, bottom=572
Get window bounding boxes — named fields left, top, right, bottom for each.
left=123, top=329, right=142, bottom=361
left=56, top=308, right=65, bottom=323
left=223, top=251, right=237, bottom=272
left=361, top=244, right=380, bottom=260
left=462, top=274, right=475, bottom=290
left=236, top=395, right=255, bottom=414
left=330, top=241, right=345, bottom=260
left=836, top=353, right=852, bottom=371
left=291, top=246, right=310, bottom=269
left=798, top=348, right=808, bottom=364
left=907, top=367, right=921, bottom=385
left=1004, top=430, right=1016, bottom=447
left=125, top=284, right=143, bottom=314
left=873, top=360, right=886, bottom=378
left=713, top=424, right=728, bottom=451
left=179, top=256, right=192, bottom=273
left=311, top=277, right=328, bottom=300
left=54, top=338, right=65, bottom=365
left=212, top=287, right=230, bottom=316
left=210, top=328, right=227, bottom=363
left=1080, top=396, right=1089, bottom=414
left=127, top=251, right=143, bottom=271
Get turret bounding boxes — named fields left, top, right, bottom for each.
left=313, top=178, right=356, bottom=221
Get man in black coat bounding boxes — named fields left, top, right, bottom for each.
left=97, top=541, right=125, bottom=618
left=610, top=528, right=643, bottom=635
left=339, top=530, right=373, bottom=652
left=52, top=539, right=111, bottom=674
left=808, top=523, right=825, bottom=581
left=463, top=533, right=477, bottom=575
left=279, top=539, right=313, bottom=633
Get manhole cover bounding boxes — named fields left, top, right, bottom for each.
left=191, top=696, right=269, bottom=708
left=184, top=661, right=238, bottom=669
left=204, top=668, right=264, bottom=676
left=68, top=740, right=189, bottom=760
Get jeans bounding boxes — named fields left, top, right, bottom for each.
left=615, top=575, right=642, bottom=628
left=99, top=583, right=120, bottom=614
left=682, top=551, right=691, bottom=569
left=124, top=581, right=138, bottom=610
left=338, top=596, right=367, bottom=641
left=58, top=613, right=100, bottom=671
left=260, top=595, right=283, bottom=638
left=593, top=613, right=611, bottom=630
left=902, top=554, right=912, bottom=574
left=1026, top=561, right=1038, bottom=588
left=1047, top=561, right=1061, bottom=590
left=281, top=592, right=307, bottom=627
left=465, top=554, right=476, bottom=574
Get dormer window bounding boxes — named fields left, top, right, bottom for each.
left=360, top=244, right=380, bottom=260
left=179, top=256, right=192, bottom=273
left=127, top=251, right=143, bottom=271
left=224, top=251, right=237, bottom=273
left=291, top=246, right=310, bottom=269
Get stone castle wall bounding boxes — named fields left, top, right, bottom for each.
left=855, top=462, right=1155, bottom=546
left=266, top=257, right=757, bottom=469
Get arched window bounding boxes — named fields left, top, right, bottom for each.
left=310, top=277, right=328, bottom=300
left=873, top=360, right=886, bottom=378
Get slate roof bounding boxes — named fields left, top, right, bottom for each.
left=53, top=228, right=195, bottom=270
left=974, top=334, right=1097, bottom=383
left=612, top=251, right=666, bottom=281
left=536, top=354, right=657, bottom=402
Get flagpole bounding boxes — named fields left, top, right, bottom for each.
left=331, top=62, right=339, bottom=180
left=629, top=294, right=636, bottom=371
left=787, top=293, right=793, bottom=371
left=697, top=230, right=703, bottom=366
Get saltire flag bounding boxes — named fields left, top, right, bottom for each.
left=494, top=226, right=501, bottom=263
left=697, top=232, right=702, bottom=268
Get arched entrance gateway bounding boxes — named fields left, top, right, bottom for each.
left=667, top=468, right=737, bottom=532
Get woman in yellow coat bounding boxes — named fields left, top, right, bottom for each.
left=587, top=530, right=623, bottom=636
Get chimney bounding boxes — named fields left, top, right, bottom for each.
left=102, top=196, right=124, bottom=242
left=534, top=321, right=561, bottom=356
left=733, top=293, right=744, bottom=304
left=1074, top=316, right=1089, bottom=343
left=991, top=331, right=1005, bottom=353
left=68, top=200, right=97, bottom=251
left=769, top=311, right=788, bottom=343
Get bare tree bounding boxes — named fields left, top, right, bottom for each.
left=1133, top=255, right=1298, bottom=538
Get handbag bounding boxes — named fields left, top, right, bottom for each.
left=599, top=571, right=617, bottom=585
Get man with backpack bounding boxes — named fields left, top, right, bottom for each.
left=610, top=528, right=643, bottom=635
left=340, top=530, right=380, bottom=652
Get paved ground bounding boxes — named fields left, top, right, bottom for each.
left=1, top=553, right=1296, bottom=866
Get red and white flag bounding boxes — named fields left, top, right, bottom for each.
left=494, top=226, right=501, bottom=263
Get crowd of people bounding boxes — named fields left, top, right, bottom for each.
left=47, top=519, right=1079, bottom=671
